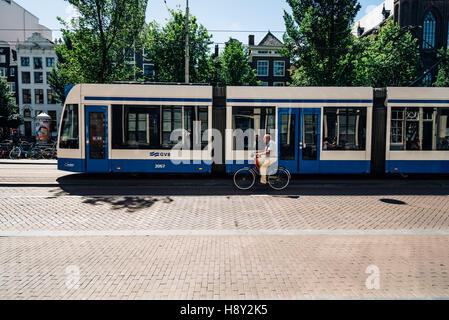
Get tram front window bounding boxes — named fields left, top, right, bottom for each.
left=59, top=104, right=79, bottom=149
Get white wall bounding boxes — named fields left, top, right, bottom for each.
left=0, top=0, right=52, bottom=46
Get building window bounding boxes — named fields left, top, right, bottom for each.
left=35, top=89, right=44, bottom=104
left=0, top=67, right=6, bottom=78
left=143, top=49, right=151, bottom=62
left=22, top=89, right=31, bottom=104
left=10, top=68, right=15, bottom=76
left=125, top=48, right=135, bottom=63
left=33, top=57, right=43, bottom=69
left=257, top=60, right=269, bottom=76
left=422, top=69, right=432, bottom=86
left=274, top=61, right=285, bottom=76
left=48, top=110, right=57, bottom=133
left=22, top=71, right=30, bottom=84
left=34, top=72, right=43, bottom=84
left=47, top=89, right=57, bottom=104
left=8, top=82, right=15, bottom=93
left=423, top=11, right=436, bottom=49
left=390, top=107, right=449, bottom=150
left=273, top=82, right=285, bottom=86
left=232, top=107, right=275, bottom=150
left=260, top=82, right=269, bottom=86
left=21, top=57, right=30, bottom=66
left=143, top=64, right=155, bottom=78
left=0, top=55, right=6, bottom=63
left=46, top=57, right=55, bottom=68
left=322, top=108, right=367, bottom=151
left=23, top=108, right=31, bottom=117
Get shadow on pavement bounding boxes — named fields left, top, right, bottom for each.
left=81, top=196, right=174, bottom=212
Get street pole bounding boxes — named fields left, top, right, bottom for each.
left=185, top=0, right=190, bottom=84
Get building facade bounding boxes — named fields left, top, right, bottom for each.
left=0, top=0, right=52, bottom=46
left=17, top=33, right=60, bottom=139
left=0, top=40, right=18, bottom=104
left=353, top=0, right=449, bottom=84
left=248, top=32, right=291, bottom=86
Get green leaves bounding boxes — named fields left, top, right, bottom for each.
left=0, top=77, right=20, bottom=128
left=51, top=0, right=148, bottom=89
left=353, top=20, right=422, bottom=87
left=218, top=38, right=257, bottom=86
left=434, top=49, right=449, bottom=87
left=143, top=9, right=213, bottom=83
left=283, top=0, right=361, bottom=86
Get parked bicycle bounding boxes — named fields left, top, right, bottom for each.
left=233, top=153, right=291, bottom=190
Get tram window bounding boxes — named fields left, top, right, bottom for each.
left=390, top=107, right=449, bottom=151
left=59, top=104, right=79, bottom=149
left=112, top=105, right=208, bottom=150
left=322, top=108, right=366, bottom=151
left=232, top=107, right=275, bottom=150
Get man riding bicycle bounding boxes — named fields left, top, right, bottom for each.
left=255, top=134, right=277, bottom=185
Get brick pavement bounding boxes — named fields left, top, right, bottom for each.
left=0, top=191, right=448, bottom=232
left=0, top=186, right=448, bottom=299
left=0, top=235, right=448, bottom=299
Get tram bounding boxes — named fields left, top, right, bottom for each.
left=57, top=84, right=449, bottom=175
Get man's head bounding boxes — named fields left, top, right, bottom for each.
left=264, top=134, right=270, bottom=143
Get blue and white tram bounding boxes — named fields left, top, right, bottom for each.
left=386, top=87, right=449, bottom=173
left=57, top=84, right=214, bottom=173
left=225, top=86, right=374, bottom=174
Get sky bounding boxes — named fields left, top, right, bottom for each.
left=13, top=0, right=386, bottom=49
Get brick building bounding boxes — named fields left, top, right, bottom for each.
left=248, top=32, right=291, bottom=86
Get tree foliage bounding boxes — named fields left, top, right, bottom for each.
left=283, top=0, right=360, bottom=86
left=217, top=38, right=257, bottom=86
left=144, top=9, right=213, bottom=83
left=49, top=0, right=148, bottom=101
left=0, top=78, right=20, bottom=128
left=353, top=20, right=422, bottom=87
left=434, top=49, right=449, bottom=87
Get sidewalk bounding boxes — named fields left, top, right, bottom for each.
left=0, top=159, right=57, bottom=165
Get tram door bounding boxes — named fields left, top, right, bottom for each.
left=85, top=105, right=109, bottom=173
left=278, top=108, right=321, bottom=174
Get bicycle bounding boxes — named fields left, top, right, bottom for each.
left=9, top=142, right=41, bottom=159
left=233, top=154, right=291, bottom=190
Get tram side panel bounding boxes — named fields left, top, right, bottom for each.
left=385, top=87, right=449, bottom=174
left=225, top=86, right=374, bottom=175
left=58, top=84, right=215, bottom=174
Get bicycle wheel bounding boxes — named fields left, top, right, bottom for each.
left=9, top=147, right=21, bottom=159
left=268, top=167, right=290, bottom=190
left=233, top=167, right=256, bottom=190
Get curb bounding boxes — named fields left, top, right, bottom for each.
left=0, top=161, right=57, bottom=165
left=1, top=181, right=449, bottom=187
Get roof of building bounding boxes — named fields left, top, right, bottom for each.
left=257, top=31, right=283, bottom=47
left=16, top=32, right=54, bottom=50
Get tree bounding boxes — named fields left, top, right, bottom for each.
left=434, top=49, right=449, bottom=87
left=144, top=9, right=213, bottom=83
left=217, top=38, right=258, bottom=86
left=353, top=20, right=422, bottom=87
left=0, top=78, right=21, bottom=130
left=283, top=0, right=361, bottom=86
left=49, top=0, right=148, bottom=99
